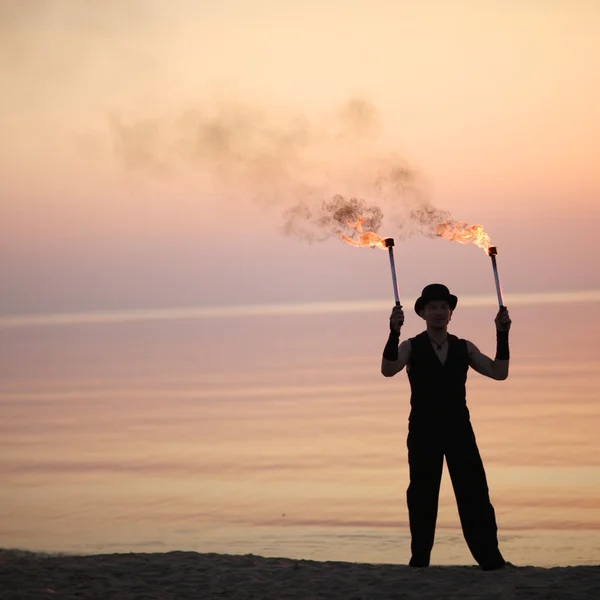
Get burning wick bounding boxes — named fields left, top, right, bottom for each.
left=384, top=238, right=401, bottom=307
left=487, top=246, right=504, bottom=309
left=339, top=219, right=401, bottom=306
left=339, top=218, right=389, bottom=250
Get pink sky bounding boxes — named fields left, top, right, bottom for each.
left=1, top=0, right=599, bottom=316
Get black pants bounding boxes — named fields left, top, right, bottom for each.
left=406, top=418, right=505, bottom=568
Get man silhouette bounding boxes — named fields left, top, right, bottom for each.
left=381, top=284, right=511, bottom=570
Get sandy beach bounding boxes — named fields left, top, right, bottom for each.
left=1, top=549, right=598, bottom=600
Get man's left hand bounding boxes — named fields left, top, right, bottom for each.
left=495, top=307, right=511, bottom=332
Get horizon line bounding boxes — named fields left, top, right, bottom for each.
left=1, top=289, right=599, bottom=329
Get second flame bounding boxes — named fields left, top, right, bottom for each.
left=435, top=220, right=492, bottom=253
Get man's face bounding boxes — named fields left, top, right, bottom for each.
left=420, top=300, right=452, bottom=329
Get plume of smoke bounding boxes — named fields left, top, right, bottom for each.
left=109, top=99, right=312, bottom=203
left=283, top=195, right=384, bottom=243
left=109, top=96, right=450, bottom=243
left=410, top=205, right=452, bottom=237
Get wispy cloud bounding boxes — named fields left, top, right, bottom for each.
left=1, top=290, right=599, bottom=329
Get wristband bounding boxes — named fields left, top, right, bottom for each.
left=383, top=330, right=400, bottom=361
left=495, top=330, right=509, bottom=360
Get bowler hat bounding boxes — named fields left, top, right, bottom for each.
left=414, top=284, right=458, bottom=316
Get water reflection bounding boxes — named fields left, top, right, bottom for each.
left=1, top=302, right=599, bottom=565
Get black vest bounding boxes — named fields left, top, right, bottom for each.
left=407, top=331, right=470, bottom=423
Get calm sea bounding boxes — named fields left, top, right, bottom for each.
left=1, top=300, right=599, bottom=566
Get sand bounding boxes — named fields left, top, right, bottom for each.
left=1, top=549, right=599, bottom=599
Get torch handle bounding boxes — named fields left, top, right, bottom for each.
left=388, top=246, right=401, bottom=306
left=490, top=254, right=504, bottom=309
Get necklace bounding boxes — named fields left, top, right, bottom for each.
left=429, top=336, right=447, bottom=350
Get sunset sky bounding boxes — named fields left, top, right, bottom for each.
left=1, top=0, right=599, bottom=317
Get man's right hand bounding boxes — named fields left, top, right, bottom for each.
left=389, top=305, right=405, bottom=333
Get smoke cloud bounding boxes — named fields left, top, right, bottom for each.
left=109, top=96, right=451, bottom=245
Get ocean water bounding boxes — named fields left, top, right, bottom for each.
left=1, top=300, right=599, bottom=566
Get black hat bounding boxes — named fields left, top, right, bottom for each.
left=414, top=284, right=458, bottom=316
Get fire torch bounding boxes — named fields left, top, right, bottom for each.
left=338, top=219, right=402, bottom=307
left=435, top=220, right=506, bottom=310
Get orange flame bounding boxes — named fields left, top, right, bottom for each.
left=339, top=218, right=388, bottom=250
left=435, top=220, right=492, bottom=253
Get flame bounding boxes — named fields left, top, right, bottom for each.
left=339, top=218, right=388, bottom=250
left=435, top=220, right=492, bottom=253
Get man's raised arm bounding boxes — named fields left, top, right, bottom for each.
left=467, top=307, right=512, bottom=380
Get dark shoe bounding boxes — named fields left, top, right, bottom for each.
left=409, top=557, right=430, bottom=568
left=481, top=560, right=508, bottom=571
